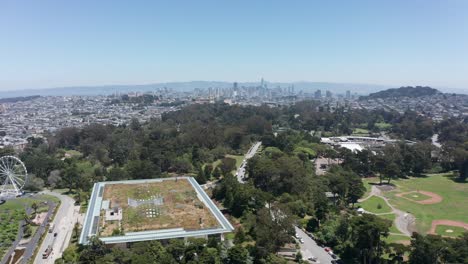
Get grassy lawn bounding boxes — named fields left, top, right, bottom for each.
left=384, top=233, right=410, bottom=244
left=358, top=196, right=392, bottom=214
left=401, top=192, right=432, bottom=201
left=0, top=200, right=26, bottom=257
left=377, top=213, right=402, bottom=234
left=375, top=122, right=392, bottom=130
left=352, top=128, right=370, bottom=136
left=226, top=154, right=244, bottom=169
left=383, top=172, right=468, bottom=234
left=435, top=225, right=467, bottom=237
left=204, top=154, right=245, bottom=173
left=362, top=178, right=378, bottom=199
left=225, top=233, right=235, bottom=240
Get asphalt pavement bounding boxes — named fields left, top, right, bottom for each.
left=21, top=204, right=55, bottom=263
left=295, top=226, right=334, bottom=264
left=236, top=141, right=261, bottom=183
left=33, top=190, right=81, bottom=264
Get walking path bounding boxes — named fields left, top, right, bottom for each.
left=0, top=209, right=28, bottom=264
left=360, top=185, right=415, bottom=236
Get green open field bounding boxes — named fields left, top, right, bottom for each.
left=360, top=179, right=412, bottom=244
left=375, top=122, right=392, bottom=130
left=358, top=196, right=392, bottom=214
left=380, top=173, right=468, bottom=234
left=352, top=128, right=370, bottom=136
left=401, top=192, right=432, bottom=201
left=435, top=225, right=467, bottom=237
left=378, top=214, right=400, bottom=234
left=384, top=233, right=410, bottom=244
left=373, top=211, right=411, bottom=244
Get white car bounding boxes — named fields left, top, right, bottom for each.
left=299, top=238, right=304, bottom=244
left=308, top=256, right=318, bottom=262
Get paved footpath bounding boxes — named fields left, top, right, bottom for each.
left=360, top=185, right=415, bottom=236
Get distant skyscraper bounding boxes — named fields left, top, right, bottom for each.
left=346, top=90, right=351, bottom=99
left=326, top=90, right=332, bottom=98
left=260, top=78, right=264, bottom=88
left=314, top=89, right=322, bottom=99
left=233, top=82, right=238, bottom=89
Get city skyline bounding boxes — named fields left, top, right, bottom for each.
left=1, top=0, right=468, bottom=91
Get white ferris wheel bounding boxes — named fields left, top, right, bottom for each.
left=0, top=156, right=28, bottom=197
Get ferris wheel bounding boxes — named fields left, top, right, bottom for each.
left=0, top=156, right=28, bottom=197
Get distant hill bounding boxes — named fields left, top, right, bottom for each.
left=0, top=95, right=40, bottom=103
left=359, top=86, right=440, bottom=100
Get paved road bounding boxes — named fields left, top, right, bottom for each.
left=295, top=226, right=333, bottom=264
left=33, top=190, right=80, bottom=264
left=236, top=141, right=261, bottom=183
left=21, top=204, right=55, bottom=263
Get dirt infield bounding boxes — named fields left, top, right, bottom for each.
left=429, top=220, right=468, bottom=234
left=396, top=191, right=442, bottom=204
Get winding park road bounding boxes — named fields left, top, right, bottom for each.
left=33, top=190, right=82, bottom=264
left=360, top=185, right=415, bottom=236
left=236, top=141, right=262, bottom=183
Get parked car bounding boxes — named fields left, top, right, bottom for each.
left=324, top=247, right=332, bottom=252
left=299, top=238, right=304, bottom=244
left=308, top=256, right=318, bottom=262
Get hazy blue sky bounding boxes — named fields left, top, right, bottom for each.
left=1, top=0, right=467, bottom=91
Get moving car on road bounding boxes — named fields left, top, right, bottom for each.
left=42, top=245, right=53, bottom=259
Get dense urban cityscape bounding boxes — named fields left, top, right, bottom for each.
left=1, top=81, right=467, bottom=151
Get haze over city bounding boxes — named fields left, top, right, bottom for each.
left=1, top=0, right=468, bottom=92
